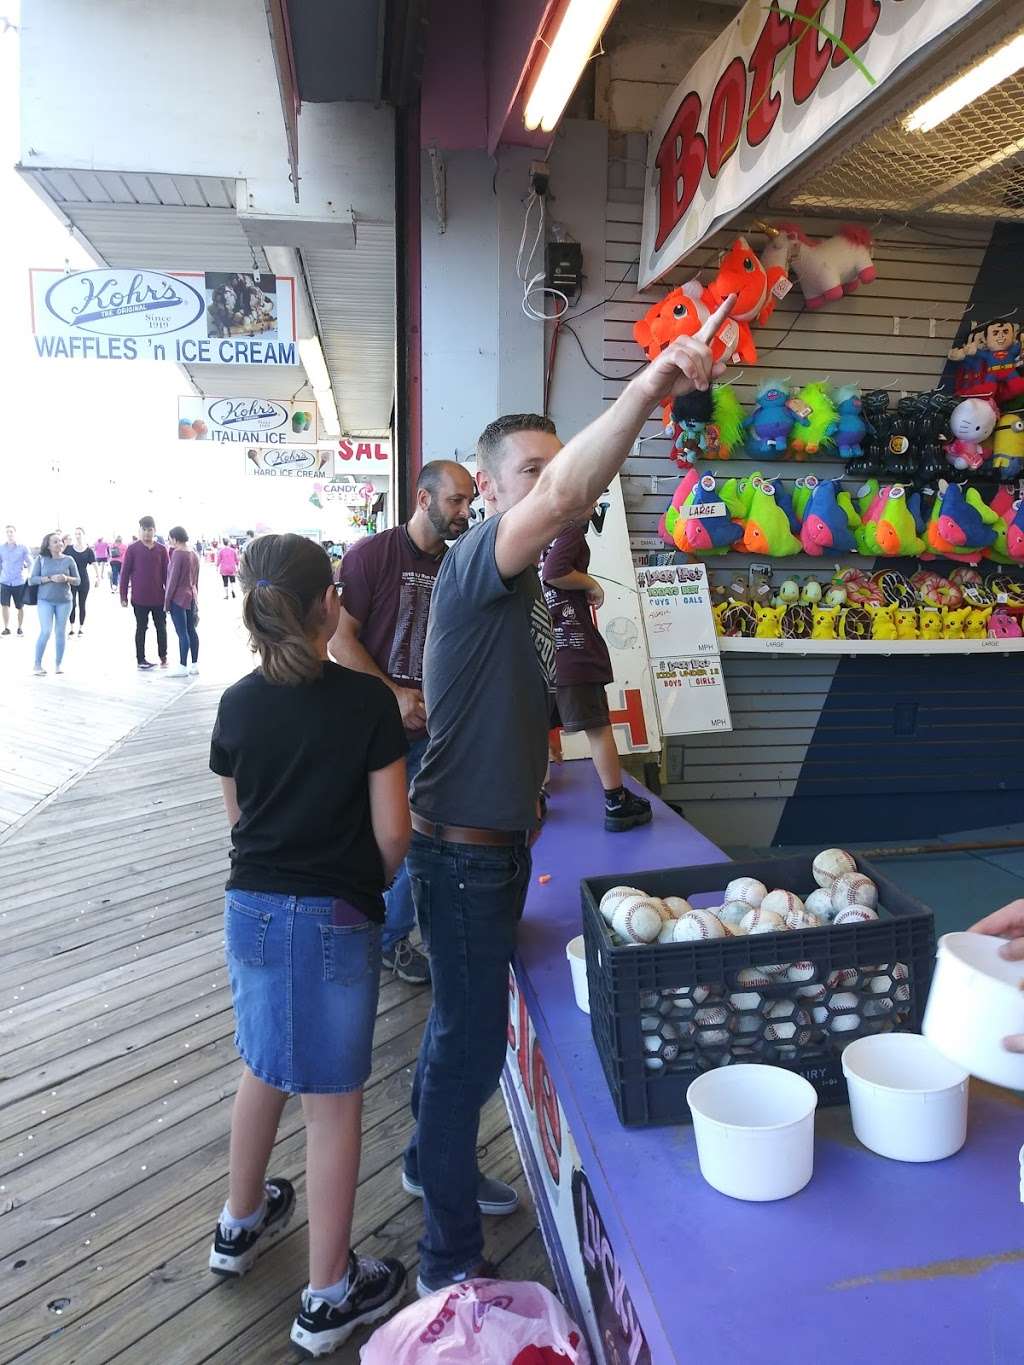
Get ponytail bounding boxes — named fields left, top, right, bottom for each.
left=238, top=534, right=333, bottom=686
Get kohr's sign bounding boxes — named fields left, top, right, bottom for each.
left=30, top=268, right=298, bottom=366
left=178, top=396, right=316, bottom=444
left=640, top=0, right=987, bottom=286
left=245, top=446, right=334, bottom=478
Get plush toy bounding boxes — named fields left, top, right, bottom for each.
left=680, top=474, right=745, bottom=555
left=702, top=236, right=791, bottom=365
left=741, top=479, right=803, bottom=556
left=947, top=318, right=1024, bottom=406
left=801, top=579, right=824, bottom=606
left=943, top=396, right=999, bottom=473
left=782, top=604, right=812, bottom=639
left=761, top=224, right=876, bottom=309
left=811, top=607, right=839, bottom=639
left=989, top=576, right=1024, bottom=606
left=825, top=584, right=848, bottom=608
left=788, top=382, right=839, bottom=458
left=666, top=389, right=711, bottom=468
left=942, top=606, right=970, bottom=640
left=721, top=600, right=757, bottom=637
left=925, top=483, right=999, bottom=561
left=836, top=567, right=885, bottom=607
left=872, top=570, right=916, bottom=607
left=833, top=386, right=866, bottom=460
left=992, top=410, right=1024, bottom=480
left=919, top=610, right=944, bottom=641
left=776, top=480, right=803, bottom=535
left=858, top=485, right=926, bottom=558
left=964, top=606, right=993, bottom=639
left=996, top=500, right=1024, bottom=564
left=870, top=605, right=898, bottom=640
left=707, top=385, right=747, bottom=458
left=633, top=287, right=740, bottom=367
left=948, top=566, right=994, bottom=603
left=659, top=467, right=700, bottom=545
left=754, top=604, right=785, bottom=638
left=894, top=609, right=919, bottom=640
left=773, top=578, right=801, bottom=608
left=792, top=475, right=819, bottom=521
left=744, top=382, right=808, bottom=456
left=912, top=571, right=963, bottom=609
left=839, top=607, right=872, bottom=640
left=799, top=479, right=857, bottom=556
left=989, top=609, right=1023, bottom=638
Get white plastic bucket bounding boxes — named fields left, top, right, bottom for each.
left=842, top=1033, right=969, bottom=1162
left=566, top=936, right=589, bottom=1014
left=923, top=932, right=1024, bottom=1089
left=686, top=1065, right=817, bottom=1201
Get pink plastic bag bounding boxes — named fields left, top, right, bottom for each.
left=359, top=1278, right=591, bottom=1364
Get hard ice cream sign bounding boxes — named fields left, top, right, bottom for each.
left=177, top=397, right=316, bottom=444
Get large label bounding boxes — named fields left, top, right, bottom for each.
left=640, top=0, right=986, bottom=284
left=178, top=397, right=316, bottom=444
left=30, top=268, right=297, bottom=365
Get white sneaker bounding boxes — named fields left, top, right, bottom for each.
left=33, top=667, right=46, bottom=677
left=188, top=662, right=200, bottom=675
left=169, top=663, right=189, bottom=677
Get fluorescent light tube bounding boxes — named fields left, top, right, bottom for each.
left=524, top=0, right=619, bottom=134
left=904, top=32, right=1024, bottom=133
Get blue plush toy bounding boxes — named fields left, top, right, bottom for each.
left=743, top=381, right=808, bottom=457
left=833, top=385, right=866, bottom=460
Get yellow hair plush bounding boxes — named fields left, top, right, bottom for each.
left=942, top=606, right=970, bottom=640
left=870, top=605, right=898, bottom=640
left=919, top=610, right=943, bottom=641
left=811, top=607, right=839, bottom=640
left=754, top=603, right=784, bottom=638
left=894, top=609, right=918, bottom=640
left=965, top=605, right=993, bottom=640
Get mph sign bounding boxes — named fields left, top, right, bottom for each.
left=640, top=0, right=986, bottom=285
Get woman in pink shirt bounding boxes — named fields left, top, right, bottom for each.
left=217, top=540, right=240, bottom=599
left=165, top=526, right=200, bottom=675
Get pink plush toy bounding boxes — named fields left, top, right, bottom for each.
left=761, top=224, right=876, bottom=310
left=944, top=395, right=999, bottom=473
left=988, top=609, right=1023, bottom=639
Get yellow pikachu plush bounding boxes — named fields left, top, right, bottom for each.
left=919, top=609, right=943, bottom=641
left=811, top=607, right=838, bottom=640
left=894, top=609, right=918, bottom=640
left=754, top=604, right=784, bottom=638
left=942, top=606, right=970, bottom=640
left=870, top=605, right=898, bottom=640
left=965, top=605, right=992, bottom=640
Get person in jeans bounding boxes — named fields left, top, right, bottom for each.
left=120, top=516, right=168, bottom=670
left=330, top=460, right=476, bottom=987
left=66, top=529, right=95, bottom=636
left=218, top=540, right=239, bottom=598
left=109, top=535, right=124, bottom=592
left=1, top=526, right=31, bottom=637
left=406, top=299, right=731, bottom=1296
left=165, top=525, right=200, bottom=676
left=29, top=531, right=80, bottom=676
left=208, top=533, right=409, bottom=1356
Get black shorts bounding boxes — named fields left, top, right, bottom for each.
left=221, top=574, right=236, bottom=586
left=555, top=682, right=611, bottom=734
left=1, top=584, right=26, bottom=609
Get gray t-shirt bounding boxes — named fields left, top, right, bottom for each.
left=411, top=514, right=555, bottom=831
left=29, top=554, right=80, bottom=603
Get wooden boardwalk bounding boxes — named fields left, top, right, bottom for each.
left=0, top=680, right=549, bottom=1363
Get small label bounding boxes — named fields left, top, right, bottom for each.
left=786, top=397, right=813, bottom=420
left=893, top=316, right=901, bottom=336
left=997, top=593, right=1009, bottom=604
left=772, top=277, right=793, bottom=300
left=763, top=638, right=784, bottom=649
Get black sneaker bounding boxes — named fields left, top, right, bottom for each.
left=382, top=938, right=431, bottom=986
left=402, top=1171, right=518, bottom=1216
left=1, top=629, right=9, bottom=636
left=208, top=1177, right=295, bottom=1277
left=415, top=1258, right=498, bottom=1300
left=16, top=628, right=23, bottom=636
left=290, top=1251, right=407, bottom=1358
left=605, top=789, right=653, bottom=833
left=138, top=660, right=155, bottom=671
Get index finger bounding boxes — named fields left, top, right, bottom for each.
left=696, top=292, right=736, bottom=344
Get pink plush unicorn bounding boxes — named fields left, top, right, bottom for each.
left=761, top=225, right=876, bottom=310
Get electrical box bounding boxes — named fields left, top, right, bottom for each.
left=545, top=241, right=583, bottom=300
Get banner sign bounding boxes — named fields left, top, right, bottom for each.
left=30, top=268, right=297, bottom=365
left=178, top=397, right=316, bottom=444
left=640, top=0, right=986, bottom=285
left=244, top=447, right=334, bottom=478
left=337, top=437, right=392, bottom=464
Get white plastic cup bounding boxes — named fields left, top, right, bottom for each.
left=686, top=1064, right=817, bottom=1201
left=923, top=932, right=1024, bottom=1089
left=566, top=935, right=589, bottom=1014
left=842, top=1033, right=968, bottom=1162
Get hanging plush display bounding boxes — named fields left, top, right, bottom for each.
left=856, top=485, right=926, bottom=558
left=760, top=224, right=876, bottom=310
left=991, top=410, right=1024, bottom=480
left=798, top=479, right=858, bottom=556
left=946, top=318, right=1024, bottom=405
left=743, top=381, right=809, bottom=456
left=658, top=467, right=700, bottom=546
left=741, top=478, right=803, bottom=556
left=787, top=382, right=839, bottom=458
left=943, top=395, right=999, bottom=473
left=663, top=384, right=746, bottom=466
left=923, top=483, right=999, bottom=563
left=679, top=474, right=744, bottom=555
left=832, top=386, right=866, bottom=460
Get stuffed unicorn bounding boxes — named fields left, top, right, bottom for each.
left=761, top=224, right=876, bottom=309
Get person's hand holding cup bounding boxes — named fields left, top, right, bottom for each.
left=970, top=899, right=1024, bottom=1052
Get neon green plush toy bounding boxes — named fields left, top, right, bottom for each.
left=859, top=485, right=926, bottom=557
left=789, top=382, right=839, bottom=458
left=741, top=478, right=803, bottom=556
left=708, top=385, right=747, bottom=458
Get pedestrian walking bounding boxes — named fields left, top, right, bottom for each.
left=109, top=535, right=124, bottom=592
left=208, top=532, right=410, bottom=1356
left=29, top=531, right=79, bottom=676
left=120, top=516, right=169, bottom=670
left=217, top=539, right=239, bottom=598
left=93, top=534, right=110, bottom=584
left=331, top=459, right=476, bottom=986
left=66, top=529, right=96, bottom=636
left=1, top=525, right=31, bottom=637
left=165, top=525, right=200, bottom=676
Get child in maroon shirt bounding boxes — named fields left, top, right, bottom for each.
left=541, top=522, right=652, bottom=831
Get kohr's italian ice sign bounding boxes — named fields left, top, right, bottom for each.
left=178, top=397, right=316, bottom=444
left=245, top=447, right=334, bottom=478
left=30, top=268, right=297, bottom=365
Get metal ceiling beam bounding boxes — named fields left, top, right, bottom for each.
left=264, top=0, right=302, bottom=202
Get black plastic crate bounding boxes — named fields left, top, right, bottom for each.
left=581, top=856, right=935, bottom=1127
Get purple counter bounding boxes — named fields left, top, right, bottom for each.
left=502, top=760, right=1024, bottom=1365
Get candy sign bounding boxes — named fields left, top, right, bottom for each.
left=640, top=0, right=987, bottom=285
left=178, top=397, right=316, bottom=444
left=30, top=268, right=297, bottom=365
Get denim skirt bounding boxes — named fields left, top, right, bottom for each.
left=224, top=890, right=382, bottom=1094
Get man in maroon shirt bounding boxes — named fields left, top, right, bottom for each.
left=330, top=460, right=476, bottom=984
left=120, top=515, right=169, bottom=670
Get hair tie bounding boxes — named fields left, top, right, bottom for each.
left=256, top=579, right=272, bottom=587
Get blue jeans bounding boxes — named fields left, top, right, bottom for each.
left=35, top=600, right=71, bottom=669
left=404, top=830, right=532, bottom=1280
left=382, top=736, right=428, bottom=951
left=169, top=602, right=199, bottom=665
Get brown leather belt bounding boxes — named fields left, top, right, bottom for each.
left=411, top=812, right=526, bottom=847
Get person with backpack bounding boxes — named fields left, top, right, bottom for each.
left=208, top=532, right=410, bottom=1356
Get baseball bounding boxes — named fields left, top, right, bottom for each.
left=784, top=908, right=822, bottom=932
left=612, top=895, right=663, bottom=944
left=826, top=967, right=859, bottom=989
left=805, top=888, right=835, bottom=918
left=867, top=963, right=910, bottom=1005
left=728, top=989, right=763, bottom=1014
left=652, top=899, right=674, bottom=923
left=763, top=1001, right=811, bottom=1043
left=672, top=909, right=727, bottom=942
left=724, top=877, right=767, bottom=910
left=719, top=901, right=751, bottom=932
left=783, top=960, right=817, bottom=985
left=831, top=874, right=879, bottom=912
left=761, top=889, right=805, bottom=918
left=827, top=990, right=861, bottom=1033
left=734, top=965, right=772, bottom=989
left=663, top=895, right=694, bottom=919
left=795, top=980, right=827, bottom=1003
left=740, top=906, right=788, bottom=935
left=600, top=885, right=642, bottom=923
left=832, top=906, right=879, bottom=927
left=657, top=920, right=678, bottom=943
left=664, top=984, right=712, bottom=1007
left=694, top=1003, right=731, bottom=1047
left=812, top=848, right=857, bottom=889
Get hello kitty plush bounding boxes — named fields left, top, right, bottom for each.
left=944, top=396, right=999, bottom=472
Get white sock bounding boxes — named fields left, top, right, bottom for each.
left=220, top=1196, right=266, bottom=1232
left=309, top=1269, right=352, bottom=1305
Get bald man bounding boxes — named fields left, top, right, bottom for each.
left=330, top=458, right=477, bottom=984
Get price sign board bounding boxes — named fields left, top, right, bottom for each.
left=636, top=562, right=718, bottom=657
left=652, top=654, right=732, bottom=736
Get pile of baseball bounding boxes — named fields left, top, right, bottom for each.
left=598, top=849, right=879, bottom=947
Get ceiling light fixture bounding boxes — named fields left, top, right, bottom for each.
left=524, top=0, right=620, bottom=134
left=298, top=335, right=341, bottom=435
left=904, top=31, right=1024, bottom=133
